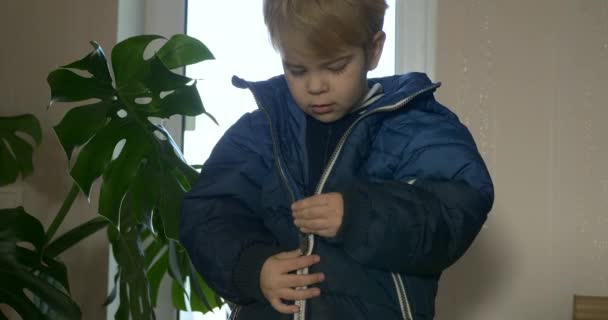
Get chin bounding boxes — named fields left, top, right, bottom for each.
left=307, top=108, right=347, bottom=123
left=311, top=113, right=340, bottom=123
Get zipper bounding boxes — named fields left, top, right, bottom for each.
left=248, top=89, right=311, bottom=257
left=245, top=87, right=296, bottom=205
left=259, top=107, right=297, bottom=204
left=391, top=273, right=413, bottom=320
left=293, top=83, right=440, bottom=320
left=244, top=87, right=310, bottom=319
left=230, top=305, right=241, bottom=320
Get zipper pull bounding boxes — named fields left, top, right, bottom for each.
left=299, top=232, right=310, bottom=255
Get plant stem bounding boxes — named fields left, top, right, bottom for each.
left=45, top=183, right=80, bottom=243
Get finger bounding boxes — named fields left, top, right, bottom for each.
left=270, top=297, right=299, bottom=314
left=280, top=272, right=325, bottom=288
left=291, top=195, right=327, bottom=211
left=315, top=228, right=338, bottom=238
left=293, top=205, right=330, bottom=220
left=299, top=227, right=312, bottom=234
left=299, top=226, right=338, bottom=238
left=294, top=218, right=332, bottom=231
left=274, top=249, right=303, bottom=260
left=279, top=254, right=321, bottom=273
left=279, top=287, right=321, bottom=301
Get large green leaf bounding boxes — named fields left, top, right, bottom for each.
left=171, top=280, right=188, bottom=311
left=47, top=41, right=115, bottom=102
left=48, top=34, right=223, bottom=318
left=53, top=101, right=112, bottom=160
left=63, top=41, right=113, bottom=84
left=108, top=225, right=155, bottom=320
left=147, top=249, right=168, bottom=307
left=69, top=118, right=129, bottom=197
left=187, top=261, right=223, bottom=313
left=50, top=36, right=210, bottom=239
left=111, top=35, right=164, bottom=90
left=95, top=123, right=199, bottom=239
left=107, top=232, right=222, bottom=317
left=169, top=241, right=223, bottom=314
left=0, top=115, right=42, bottom=186
left=103, top=176, right=157, bottom=318
left=157, top=34, right=214, bottom=70
left=0, top=207, right=81, bottom=319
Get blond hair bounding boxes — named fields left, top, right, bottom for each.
left=263, top=0, right=388, bottom=57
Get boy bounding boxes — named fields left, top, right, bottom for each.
left=179, top=0, right=494, bottom=319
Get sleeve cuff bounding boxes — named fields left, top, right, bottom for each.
left=232, top=243, right=283, bottom=302
left=328, top=184, right=374, bottom=245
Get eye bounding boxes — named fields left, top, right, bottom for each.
left=327, top=62, right=348, bottom=74
left=288, top=68, right=306, bottom=77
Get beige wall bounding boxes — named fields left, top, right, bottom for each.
left=435, top=1, right=608, bottom=319
left=0, top=1, right=118, bottom=319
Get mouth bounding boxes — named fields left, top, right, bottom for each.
left=310, top=104, right=333, bottom=114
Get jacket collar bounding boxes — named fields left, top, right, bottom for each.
left=231, top=72, right=440, bottom=124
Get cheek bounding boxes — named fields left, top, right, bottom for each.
left=286, top=79, right=306, bottom=102
left=338, top=76, right=366, bottom=103
left=343, top=65, right=367, bottom=89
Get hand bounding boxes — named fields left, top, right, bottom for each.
left=260, top=249, right=325, bottom=314
left=292, top=193, right=344, bottom=238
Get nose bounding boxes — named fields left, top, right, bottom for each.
left=306, top=73, right=328, bottom=95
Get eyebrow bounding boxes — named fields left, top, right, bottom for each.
left=283, top=54, right=354, bottom=69
left=321, top=55, right=353, bottom=67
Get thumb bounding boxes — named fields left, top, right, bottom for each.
left=274, top=249, right=303, bottom=260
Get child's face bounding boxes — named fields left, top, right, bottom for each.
left=280, top=32, right=385, bottom=123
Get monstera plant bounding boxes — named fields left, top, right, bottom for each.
left=1, top=114, right=82, bottom=319
left=0, top=34, right=222, bottom=319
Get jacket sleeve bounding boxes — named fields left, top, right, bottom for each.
left=179, top=113, right=282, bottom=304
left=330, top=114, right=494, bottom=275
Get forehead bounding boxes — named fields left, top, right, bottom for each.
left=279, top=31, right=360, bottom=65
left=278, top=25, right=361, bottom=58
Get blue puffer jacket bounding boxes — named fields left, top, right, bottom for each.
left=180, top=72, right=494, bottom=320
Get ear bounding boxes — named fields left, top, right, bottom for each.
left=367, top=31, right=386, bottom=71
